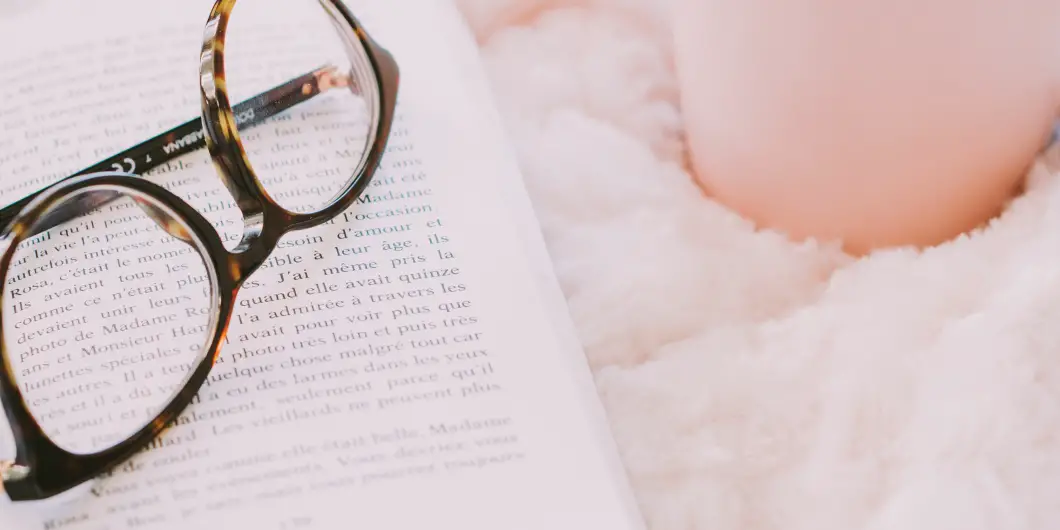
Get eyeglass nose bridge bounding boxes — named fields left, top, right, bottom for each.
left=223, top=200, right=305, bottom=284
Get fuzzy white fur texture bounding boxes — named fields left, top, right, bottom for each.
left=453, top=0, right=1060, bottom=528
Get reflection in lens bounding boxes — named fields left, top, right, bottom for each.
left=2, top=189, right=216, bottom=455
left=224, top=0, right=378, bottom=214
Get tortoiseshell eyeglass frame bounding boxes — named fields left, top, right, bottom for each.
left=0, top=0, right=399, bottom=502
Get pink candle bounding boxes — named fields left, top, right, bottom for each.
left=673, top=0, right=1060, bottom=254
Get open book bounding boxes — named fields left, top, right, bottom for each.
left=0, top=0, right=646, bottom=528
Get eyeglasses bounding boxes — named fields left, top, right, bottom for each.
left=0, top=0, right=398, bottom=502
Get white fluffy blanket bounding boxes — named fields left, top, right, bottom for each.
left=454, top=0, right=1060, bottom=528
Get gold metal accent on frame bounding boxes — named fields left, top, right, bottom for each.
left=314, top=64, right=352, bottom=92
left=1, top=461, right=29, bottom=483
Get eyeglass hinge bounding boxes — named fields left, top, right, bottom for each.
left=312, top=65, right=353, bottom=94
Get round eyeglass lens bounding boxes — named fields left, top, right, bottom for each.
left=2, top=189, right=217, bottom=455
left=223, top=0, right=380, bottom=214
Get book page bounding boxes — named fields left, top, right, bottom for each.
left=0, top=1, right=645, bottom=529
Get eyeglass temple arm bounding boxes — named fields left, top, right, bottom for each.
left=0, top=65, right=346, bottom=234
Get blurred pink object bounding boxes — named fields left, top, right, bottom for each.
left=673, top=0, right=1060, bottom=254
